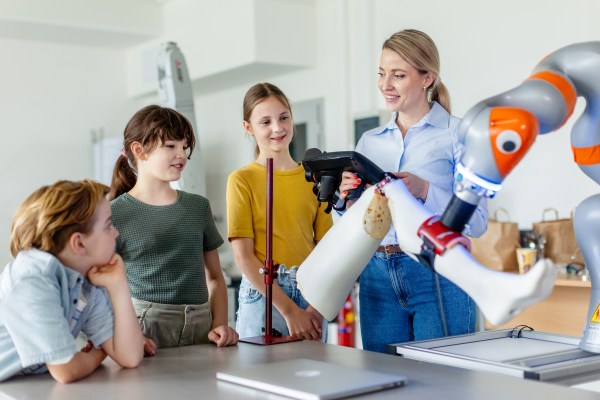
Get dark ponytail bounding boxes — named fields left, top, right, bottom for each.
left=108, top=105, right=195, bottom=201
left=109, top=156, right=137, bottom=201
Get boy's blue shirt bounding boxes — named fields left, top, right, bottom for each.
left=0, top=249, right=114, bottom=381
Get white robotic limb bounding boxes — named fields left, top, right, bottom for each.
left=382, top=178, right=555, bottom=326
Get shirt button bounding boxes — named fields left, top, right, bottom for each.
left=76, top=278, right=81, bottom=283
left=73, top=299, right=78, bottom=304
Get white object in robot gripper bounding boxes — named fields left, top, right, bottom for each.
left=296, top=186, right=391, bottom=321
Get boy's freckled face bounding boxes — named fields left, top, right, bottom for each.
left=81, top=198, right=119, bottom=272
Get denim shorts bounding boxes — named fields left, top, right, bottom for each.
left=132, top=298, right=212, bottom=349
left=236, top=274, right=328, bottom=342
left=359, top=252, right=476, bottom=353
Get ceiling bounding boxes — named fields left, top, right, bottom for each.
left=0, top=0, right=164, bottom=48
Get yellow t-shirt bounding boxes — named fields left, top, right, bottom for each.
left=227, top=162, right=333, bottom=269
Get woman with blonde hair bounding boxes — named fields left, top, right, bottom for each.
left=339, top=29, right=488, bottom=352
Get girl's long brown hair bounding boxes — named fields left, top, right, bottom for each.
left=109, top=105, right=195, bottom=200
left=10, top=180, right=109, bottom=257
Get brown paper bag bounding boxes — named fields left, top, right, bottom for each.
left=532, top=208, right=584, bottom=265
left=470, top=208, right=520, bottom=272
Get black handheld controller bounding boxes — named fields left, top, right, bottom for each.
left=302, top=148, right=386, bottom=213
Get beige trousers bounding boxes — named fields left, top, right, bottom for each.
left=132, top=298, right=213, bottom=349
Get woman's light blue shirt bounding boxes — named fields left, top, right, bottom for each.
left=0, top=249, right=114, bottom=381
left=354, top=101, right=488, bottom=246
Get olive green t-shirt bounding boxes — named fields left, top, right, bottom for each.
left=110, top=191, right=224, bottom=305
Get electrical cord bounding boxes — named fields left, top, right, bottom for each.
left=435, top=274, right=449, bottom=337
left=566, top=262, right=585, bottom=275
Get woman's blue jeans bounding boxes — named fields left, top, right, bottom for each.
left=359, top=252, right=475, bottom=353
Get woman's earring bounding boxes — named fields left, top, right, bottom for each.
left=423, top=86, right=426, bottom=92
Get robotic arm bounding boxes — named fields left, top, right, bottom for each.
left=440, top=42, right=600, bottom=352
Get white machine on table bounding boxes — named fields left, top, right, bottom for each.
left=389, top=329, right=600, bottom=382
left=157, top=42, right=206, bottom=196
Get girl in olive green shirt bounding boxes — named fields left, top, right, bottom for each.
left=110, top=105, right=238, bottom=349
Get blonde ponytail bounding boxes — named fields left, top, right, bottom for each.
left=430, top=80, right=451, bottom=115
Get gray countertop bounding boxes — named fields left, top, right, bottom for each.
left=0, top=341, right=597, bottom=400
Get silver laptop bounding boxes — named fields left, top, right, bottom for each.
left=216, top=358, right=406, bottom=400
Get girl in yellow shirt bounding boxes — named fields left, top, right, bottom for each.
left=227, top=83, right=333, bottom=341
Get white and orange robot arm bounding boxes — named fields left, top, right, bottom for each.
left=439, top=42, right=600, bottom=351
left=297, top=42, right=600, bottom=336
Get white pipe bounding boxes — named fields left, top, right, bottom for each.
left=296, top=186, right=390, bottom=321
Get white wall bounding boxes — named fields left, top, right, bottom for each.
left=184, top=0, right=600, bottom=267
left=2, top=0, right=599, bottom=268
left=0, top=37, right=146, bottom=267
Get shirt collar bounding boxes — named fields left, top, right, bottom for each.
left=374, top=101, right=450, bottom=135
left=425, top=101, right=450, bottom=129
left=63, top=262, right=84, bottom=289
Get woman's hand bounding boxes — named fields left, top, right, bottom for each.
left=339, top=171, right=374, bottom=209
left=393, top=172, right=429, bottom=201
left=283, top=305, right=322, bottom=341
left=339, top=172, right=362, bottom=201
left=87, top=254, right=128, bottom=289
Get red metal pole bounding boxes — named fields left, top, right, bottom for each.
left=265, top=158, right=274, bottom=338
left=238, top=156, right=301, bottom=345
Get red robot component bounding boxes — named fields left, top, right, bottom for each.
left=416, top=216, right=471, bottom=272
left=418, top=216, right=472, bottom=256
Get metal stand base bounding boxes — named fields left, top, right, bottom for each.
left=239, top=335, right=303, bottom=346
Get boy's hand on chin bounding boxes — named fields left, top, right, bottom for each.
left=87, top=254, right=127, bottom=289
